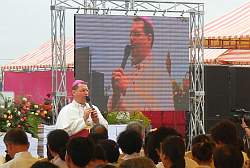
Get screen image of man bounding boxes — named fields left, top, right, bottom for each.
left=56, top=80, right=108, bottom=137
left=109, top=16, right=174, bottom=112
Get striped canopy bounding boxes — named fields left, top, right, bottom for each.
left=217, top=49, right=250, bottom=65
left=204, top=49, right=227, bottom=64
left=1, top=39, right=74, bottom=70
left=205, top=1, right=250, bottom=39
left=204, top=1, right=250, bottom=64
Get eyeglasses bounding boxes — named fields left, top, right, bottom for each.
left=130, top=32, right=144, bottom=37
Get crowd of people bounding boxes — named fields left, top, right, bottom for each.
left=0, top=119, right=250, bottom=168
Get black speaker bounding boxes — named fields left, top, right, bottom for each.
left=232, top=67, right=250, bottom=111
left=74, top=48, right=108, bottom=113
left=74, top=47, right=90, bottom=83
left=204, top=65, right=231, bottom=132
left=90, top=71, right=108, bottom=112
left=204, top=65, right=250, bottom=132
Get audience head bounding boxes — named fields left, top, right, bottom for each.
left=117, top=129, right=143, bottom=155
left=88, top=144, right=107, bottom=168
left=155, top=126, right=182, bottom=150
left=210, top=119, right=238, bottom=147
left=159, top=136, right=185, bottom=168
left=47, top=129, right=69, bottom=161
left=213, top=144, right=243, bottom=168
left=191, top=134, right=214, bottom=165
left=66, top=137, right=94, bottom=168
left=31, top=161, right=59, bottom=168
left=126, top=121, right=145, bottom=140
left=144, top=126, right=182, bottom=164
left=99, top=139, right=120, bottom=163
left=192, top=134, right=211, bottom=146
left=3, top=128, right=29, bottom=158
left=119, top=157, right=156, bottom=168
left=89, top=124, right=108, bottom=143
left=143, top=130, right=158, bottom=164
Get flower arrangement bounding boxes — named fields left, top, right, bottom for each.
left=0, top=93, right=53, bottom=137
left=172, top=72, right=189, bottom=110
left=106, top=111, right=151, bottom=128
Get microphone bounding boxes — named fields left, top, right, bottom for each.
left=85, top=96, right=95, bottom=110
left=120, top=44, right=132, bottom=69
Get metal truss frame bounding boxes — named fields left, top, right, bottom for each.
left=187, top=5, right=205, bottom=149
left=51, top=1, right=67, bottom=123
left=50, top=0, right=205, bottom=145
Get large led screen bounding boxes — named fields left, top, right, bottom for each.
left=75, top=15, right=189, bottom=112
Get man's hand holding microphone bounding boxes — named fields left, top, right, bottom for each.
left=84, top=96, right=99, bottom=124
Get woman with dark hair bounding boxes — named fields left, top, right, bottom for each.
left=47, top=129, right=70, bottom=168
left=191, top=135, right=214, bottom=167
left=158, top=136, right=185, bottom=168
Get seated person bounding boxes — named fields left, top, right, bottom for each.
left=191, top=135, right=214, bottom=167
left=65, top=137, right=94, bottom=168
left=99, top=139, right=120, bottom=165
left=47, top=129, right=69, bottom=168
left=89, top=124, right=108, bottom=143
left=126, top=121, right=145, bottom=141
left=143, top=130, right=158, bottom=164
left=87, top=144, right=108, bottom=168
left=211, top=119, right=249, bottom=163
left=0, top=128, right=38, bottom=168
left=213, top=144, right=243, bottom=168
left=117, top=130, right=143, bottom=162
left=185, top=134, right=214, bottom=168
left=158, top=136, right=185, bottom=168
left=144, top=127, right=182, bottom=164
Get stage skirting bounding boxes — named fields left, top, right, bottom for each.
left=143, top=111, right=185, bottom=135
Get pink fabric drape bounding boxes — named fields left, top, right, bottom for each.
left=3, top=71, right=74, bottom=103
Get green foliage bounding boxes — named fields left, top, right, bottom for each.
left=106, top=111, right=151, bottom=127
left=26, top=114, right=41, bottom=138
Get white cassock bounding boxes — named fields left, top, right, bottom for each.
left=56, top=100, right=108, bottom=136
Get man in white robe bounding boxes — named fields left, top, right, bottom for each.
left=56, top=80, right=108, bottom=137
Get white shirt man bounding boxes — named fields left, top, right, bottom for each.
left=0, top=128, right=38, bottom=168
left=56, top=80, right=108, bottom=136
left=56, top=100, right=108, bottom=136
left=0, top=152, right=38, bottom=168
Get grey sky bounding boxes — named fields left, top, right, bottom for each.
left=0, top=0, right=248, bottom=65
